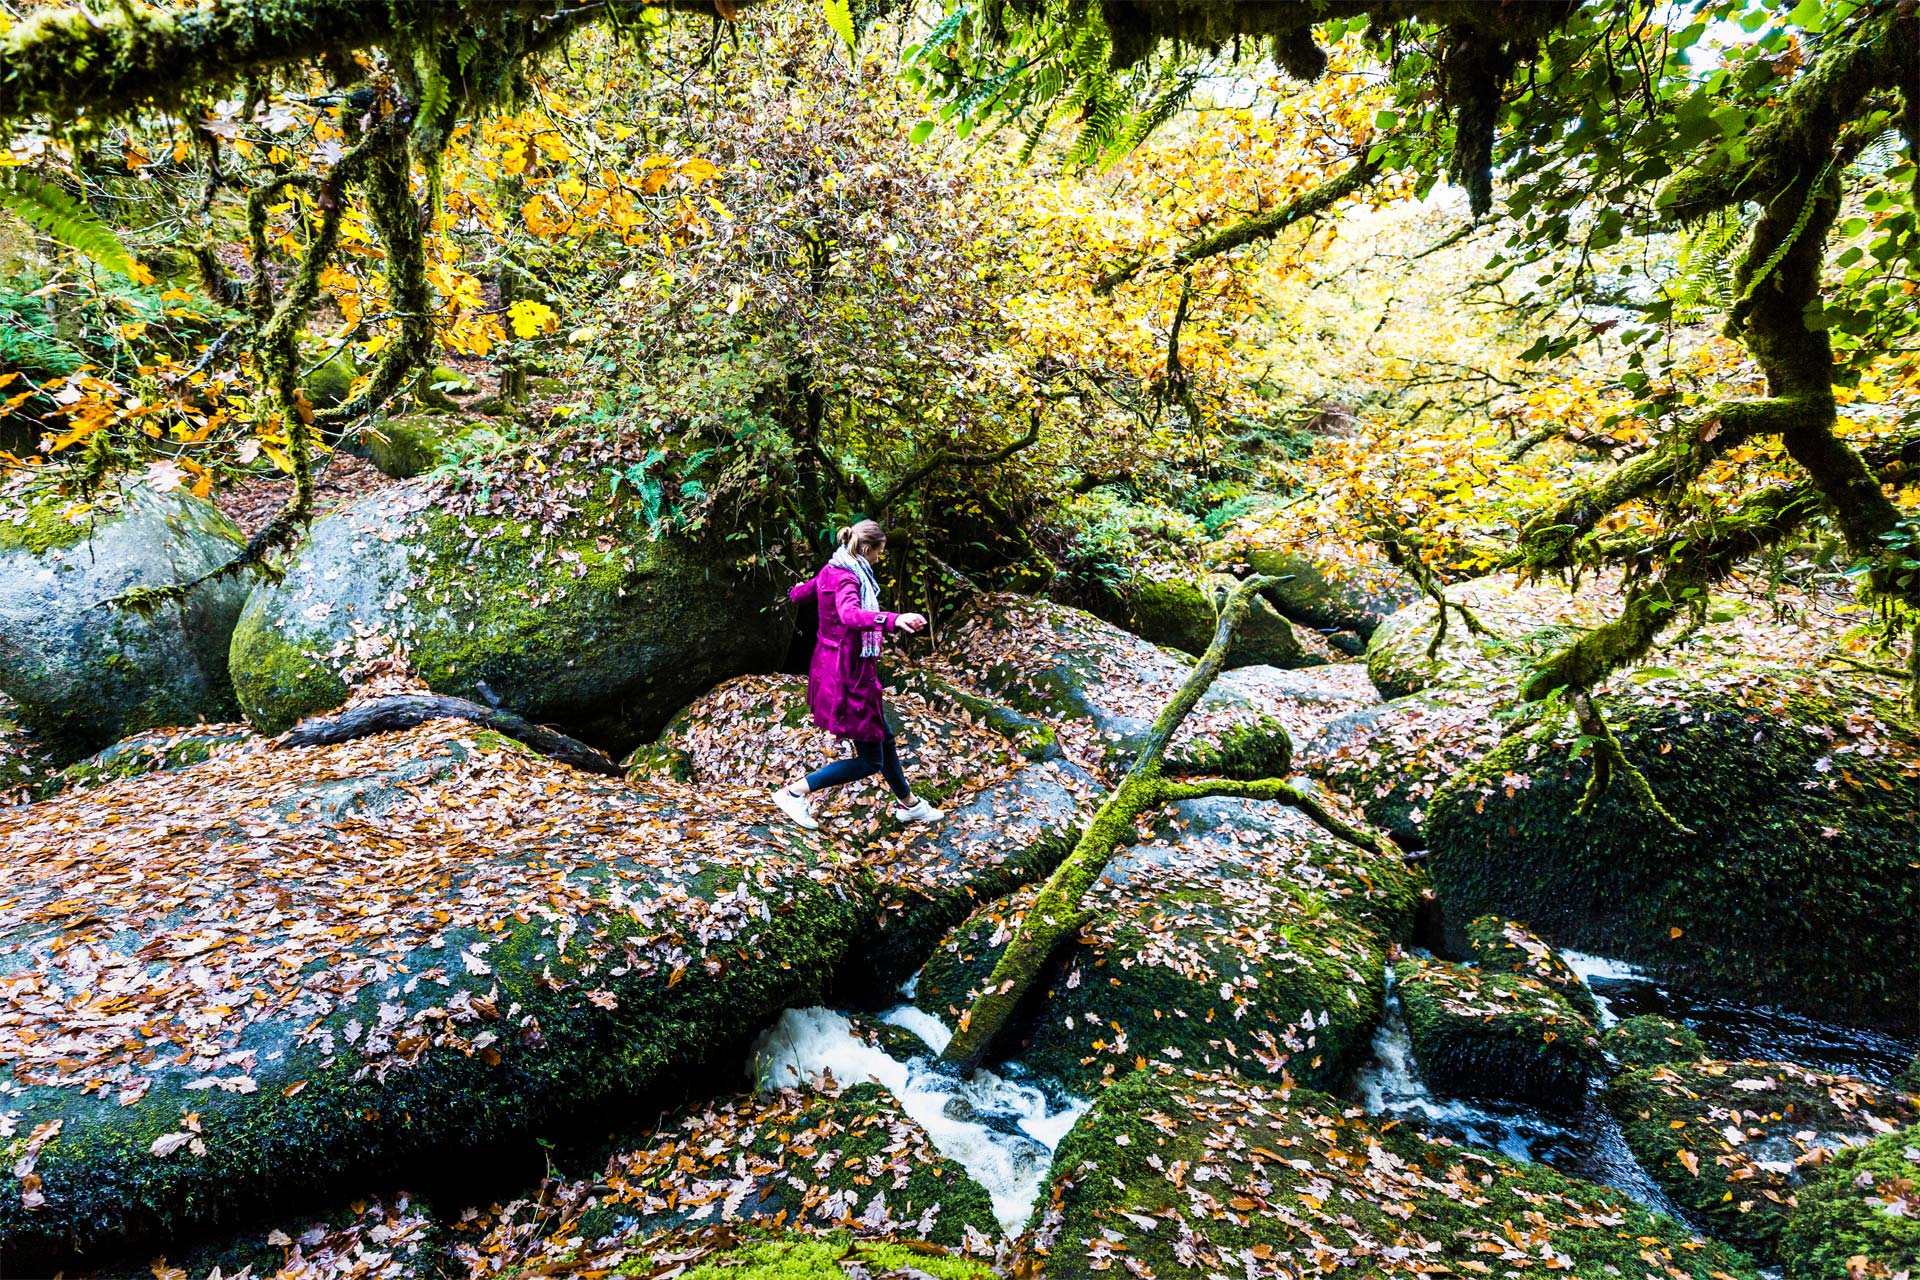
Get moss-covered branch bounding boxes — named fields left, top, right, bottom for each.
left=1155, top=776, right=1390, bottom=856
left=939, top=575, right=1279, bottom=1070
left=871, top=412, right=1042, bottom=515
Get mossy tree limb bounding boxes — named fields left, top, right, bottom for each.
left=937, top=574, right=1391, bottom=1071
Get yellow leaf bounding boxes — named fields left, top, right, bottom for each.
left=507, top=299, right=557, bottom=339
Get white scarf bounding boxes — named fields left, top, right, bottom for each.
left=830, top=547, right=884, bottom=657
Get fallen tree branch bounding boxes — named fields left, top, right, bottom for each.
left=277, top=694, right=622, bottom=775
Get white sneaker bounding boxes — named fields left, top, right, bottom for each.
left=893, top=796, right=944, bottom=824
left=772, top=786, right=819, bottom=830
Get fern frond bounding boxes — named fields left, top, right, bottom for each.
left=0, top=171, right=134, bottom=277
left=1846, top=127, right=1904, bottom=178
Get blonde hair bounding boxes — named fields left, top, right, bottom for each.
left=836, top=519, right=886, bottom=556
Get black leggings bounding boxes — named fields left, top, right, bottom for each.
left=804, top=728, right=911, bottom=801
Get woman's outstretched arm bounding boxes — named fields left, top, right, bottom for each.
left=790, top=576, right=818, bottom=605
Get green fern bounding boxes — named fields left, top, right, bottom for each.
left=416, top=62, right=452, bottom=140
left=0, top=170, right=134, bottom=277
left=1667, top=206, right=1751, bottom=320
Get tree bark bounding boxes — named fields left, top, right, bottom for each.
left=278, top=694, right=623, bottom=775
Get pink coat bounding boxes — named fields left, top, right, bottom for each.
left=791, top=564, right=898, bottom=742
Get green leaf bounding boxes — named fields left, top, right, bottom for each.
left=1785, top=0, right=1826, bottom=31
left=0, top=170, right=134, bottom=277
left=822, top=0, right=856, bottom=50
left=908, top=120, right=938, bottom=145
left=1374, top=109, right=1399, bottom=129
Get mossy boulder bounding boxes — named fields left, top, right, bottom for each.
left=1778, top=1123, right=1920, bottom=1279
left=929, top=594, right=1295, bottom=781
left=0, top=694, right=63, bottom=803
left=366, top=412, right=453, bottom=479
left=485, top=1226, right=998, bottom=1280
left=0, top=722, right=871, bottom=1270
left=1901, top=1055, right=1920, bottom=1095
left=1606, top=1059, right=1920, bottom=1261
left=915, top=793, right=1420, bottom=1094
left=1029, top=1066, right=1761, bottom=1280
left=1081, top=569, right=1313, bottom=669
left=469, top=1080, right=1000, bottom=1256
left=1234, top=544, right=1420, bottom=641
left=36, top=722, right=256, bottom=799
left=1364, top=572, right=1614, bottom=700
left=1606, top=1014, right=1709, bottom=1072
left=1297, top=687, right=1505, bottom=847
left=302, top=345, right=362, bottom=411
left=1463, top=914, right=1600, bottom=1019
left=0, top=486, right=249, bottom=754
left=1394, top=957, right=1603, bottom=1111
left=1427, top=670, right=1920, bottom=1034
left=123, top=1190, right=441, bottom=1280
left=228, top=473, right=782, bottom=752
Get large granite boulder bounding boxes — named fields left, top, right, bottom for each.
left=1296, top=687, right=1503, bottom=847
left=1078, top=569, right=1314, bottom=669
left=1394, top=957, right=1603, bottom=1111
left=1607, top=1059, right=1920, bottom=1262
left=1778, top=1122, right=1920, bottom=1279
left=915, top=793, right=1420, bottom=1095
left=1028, top=1066, right=1761, bottom=1279
left=1428, top=668, right=1920, bottom=1034
left=228, top=464, right=781, bottom=752
left=0, top=485, right=249, bottom=753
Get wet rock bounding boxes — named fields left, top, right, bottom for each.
left=227, top=471, right=781, bottom=752
left=97, top=1191, right=442, bottom=1280
left=0, top=722, right=867, bottom=1269
left=930, top=594, right=1296, bottom=781
left=1605, top=1014, right=1709, bottom=1072
left=1607, top=1058, right=1920, bottom=1261
left=1029, top=1066, right=1761, bottom=1279
left=1394, top=956, right=1603, bottom=1111
left=915, top=793, right=1420, bottom=1094
left=1428, top=667, right=1920, bottom=1035
left=1778, top=1122, right=1920, bottom=1279
left=1463, top=914, right=1600, bottom=1020
left=0, top=486, right=249, bottom=754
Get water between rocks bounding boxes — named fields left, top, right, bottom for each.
left=741, top=950, right=1916, bottom=1238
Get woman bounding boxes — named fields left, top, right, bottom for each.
left=773, top=520, right=943, bottom=830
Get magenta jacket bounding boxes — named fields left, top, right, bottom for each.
left=791, top=563, right=898, bottom=742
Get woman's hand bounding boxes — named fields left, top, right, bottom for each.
left=897, top=612, right=929, bottom=634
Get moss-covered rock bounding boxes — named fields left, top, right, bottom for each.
left=1234, top=544, right=1420, bottom=641
left=1778, top=1122, right=1920, bottom=1279
left=1363, top=572, right=1616, bottom=700
left=0, top=722, right=870, bottom=1270
left=490, top=1226, right=998, bottom=1280
left=929, top=594, right=1295, bottom=782
left=1901, top=1055, right=1920, bottom=1095
left=1463, top=914, right=1600, bottom=1019
left=1029, top=1066, right=1761, bottom=1280
left=470, top=1080, right=1000, bottom=1257
left=915, top=793, right=1420, bottom=1094
left=0, top=485, right=249, bottom=754
left=1606, top=1059, right=1920, bottom=1261
left=1297, top=688, right=1505, bottom=847
left=1605, top=1014, right=1709, bottom=1072
left=302, top=344, right=362, bottom=412
left=366, top=412, right=453, bottom=479
left=228, top=472, right=782, bottom=752
left=119, top=1190, right=441, bottom=1280
left=1428, top=670, right=1920, bottom=1034
left=0, top=694, right=63, bottom=804
left=1080, top=569, right=1313, bottom=669
left=1394, top=957, right=1602, bottom=1111
left=37, top=722, right=256, bottom=799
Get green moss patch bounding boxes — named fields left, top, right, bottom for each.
left=1428, top=673, right=1920, bottom=1034
left=1605, top=1014, right=1709, bottom=1072
left=491, top=1226, right=996, bottom=1280
left=1779, top=1123, right=1920, bottom=1279
left=1395, top=957, right=1603, bottom=1111
left=1080, top=568, right=1312, bottom=670
left=1464, top=914, right=1600, bottom=1019
left=1029, top=1066, right=1761, bottom=1280
left=916, top=795, right=1419, bottom=1094
left=37, top=722, right=256, bottom=799
left=1606, top=1059, right=1920, bottom=1261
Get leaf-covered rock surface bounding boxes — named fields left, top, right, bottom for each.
left=1394, top=957, right=1603, bottom=1111
left=0, top=721, right=873, bottom=1268
left=1463, top=915, right=1601, bottom=1020
left=1606, top=1059, right=1920, bottom=1262
left=926, top=593, right=1299, bottom=782
left=914, top=793, right=1419, bottom=1094
left=1364, top=573, right=1614, bottom=701
left=467, top=1078, right=1000, bottom=1267
left=1428, top=664, right=1920, bottom=1034
left=1028, top=1066, right=1761, bottom=1280
left=1217, top=535, right=1420, bottom=643
left=118, top=1190, right=441, bottom=1280
left=1605, top=1015, right=1710, bottom=1073
left=227, top=452, right=782, bottom=752
left=0, top=485, right=251, bottom=755
left=1777, top=1122, right=1920, bottom=1280
left=0, top=695, right=63, bottom=808
left=38, top=723, right=258, bottom=801
left=1295, top=688, right=1503, bottom=847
